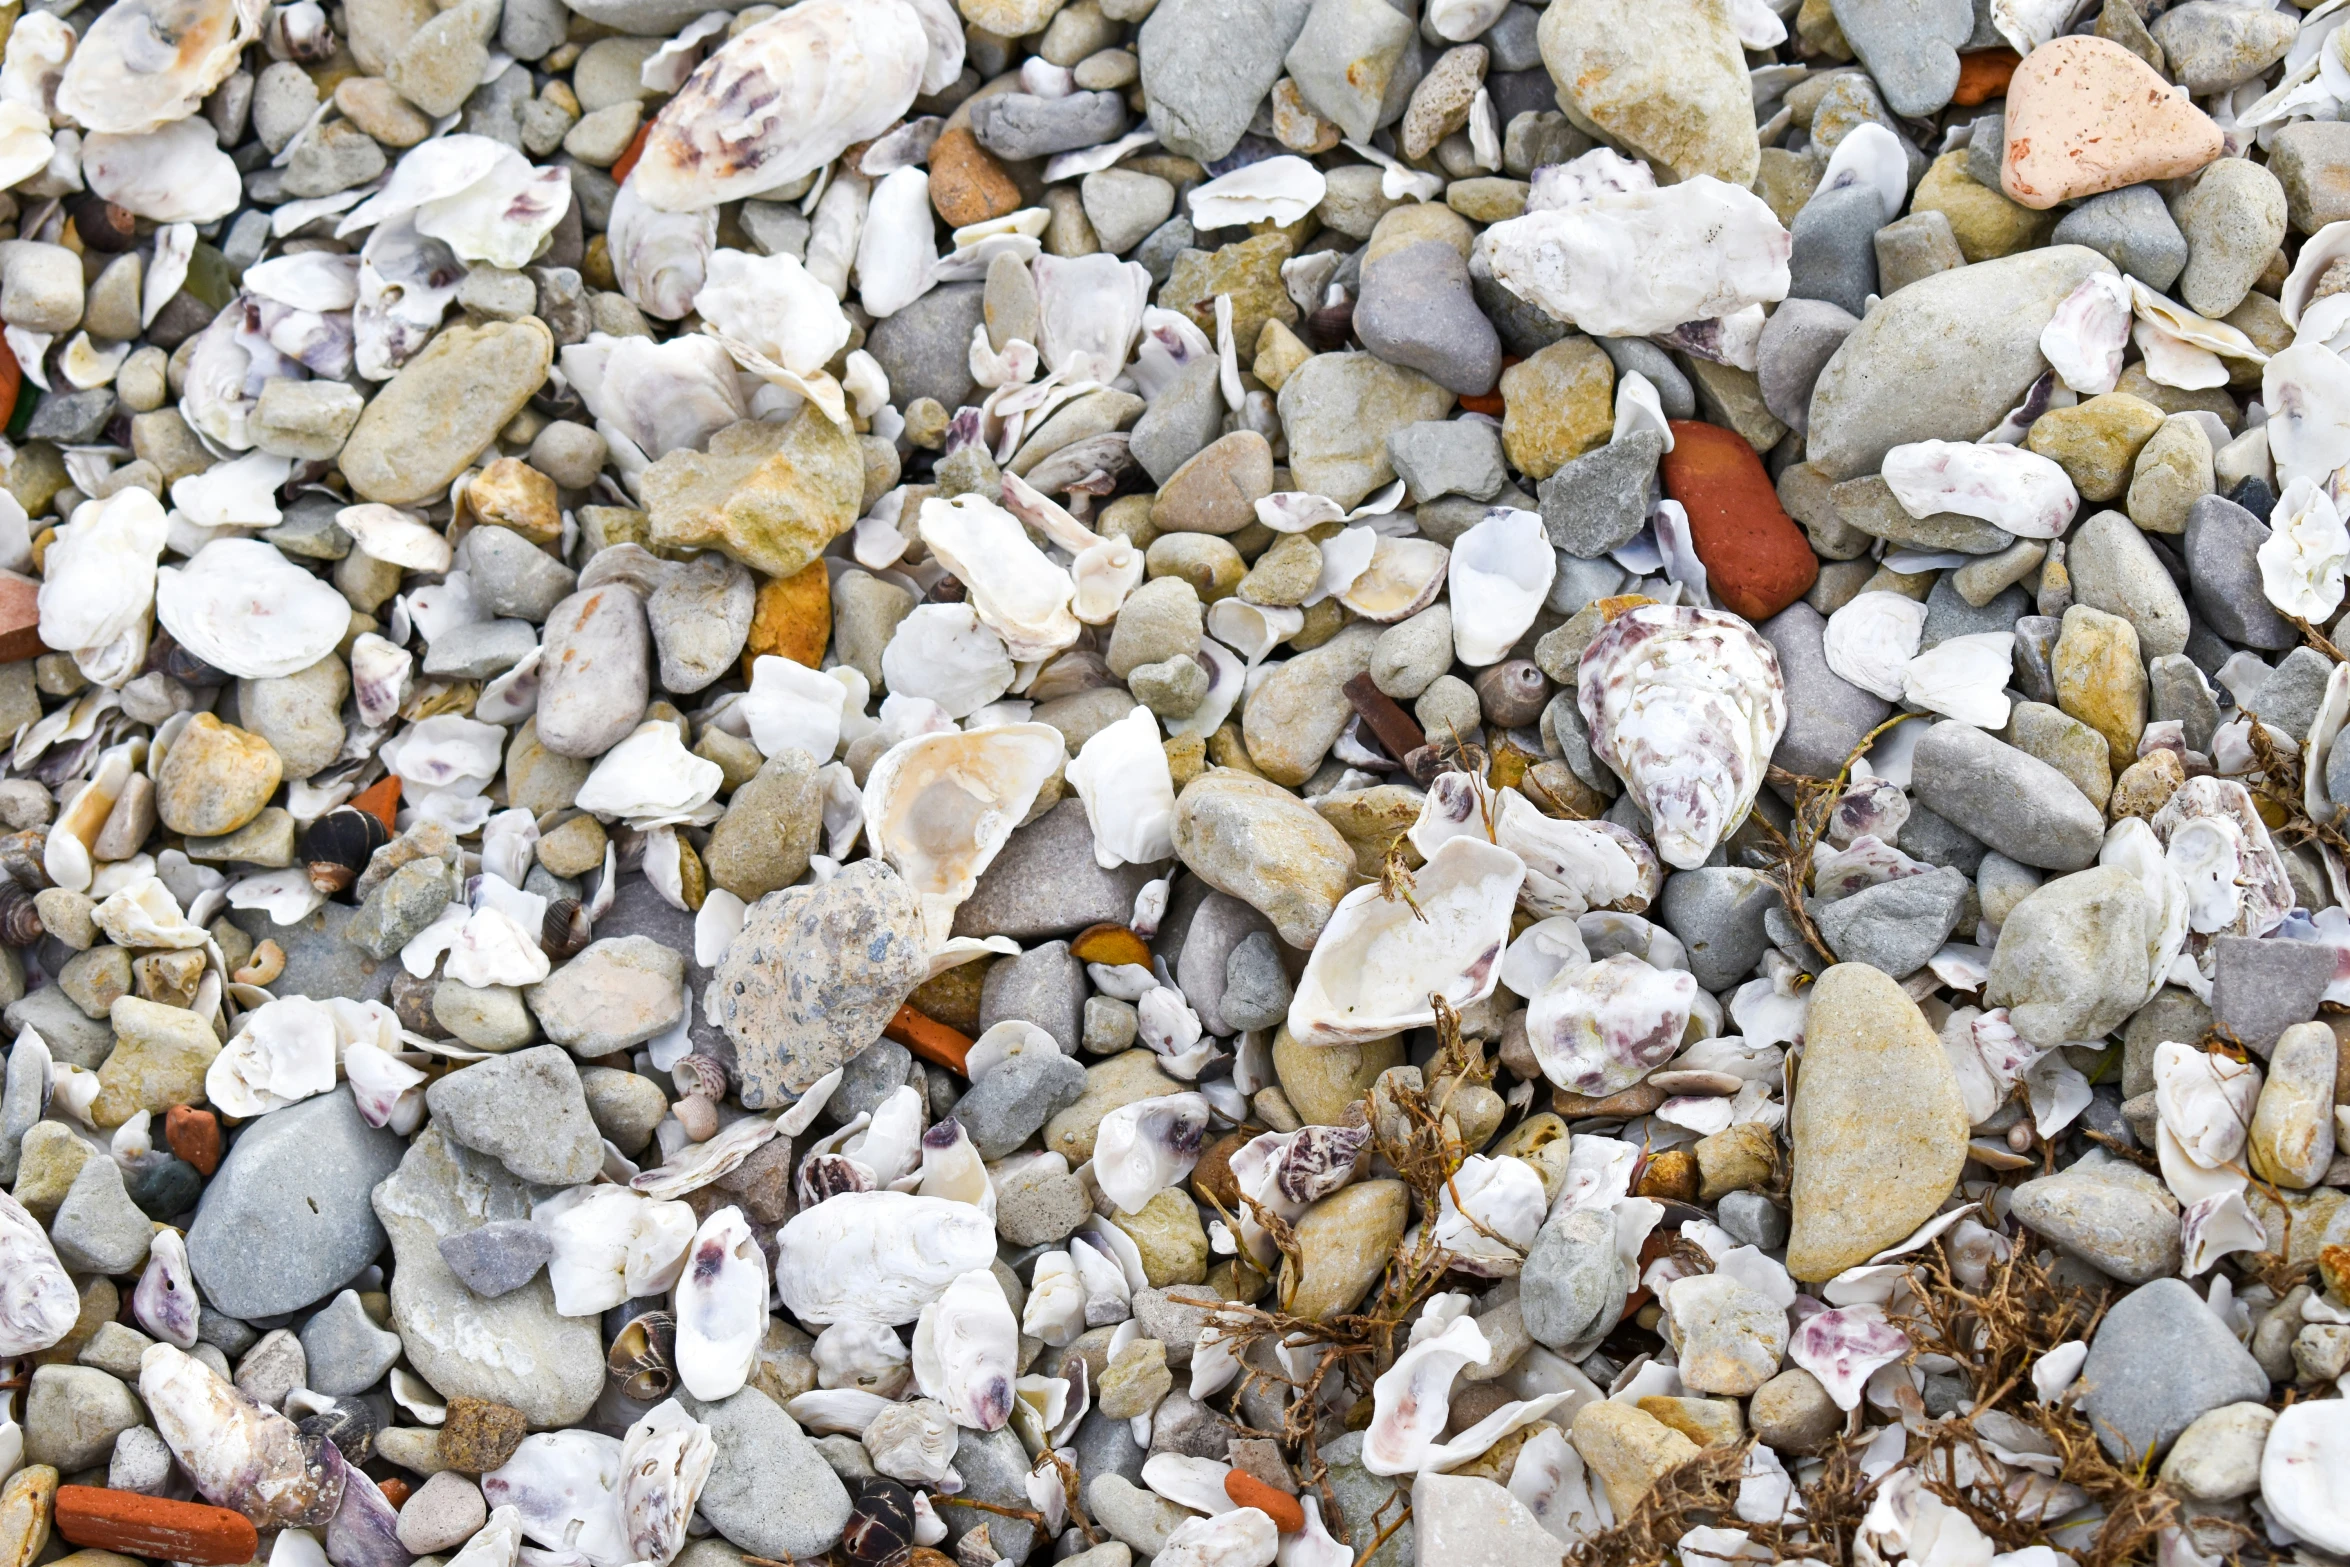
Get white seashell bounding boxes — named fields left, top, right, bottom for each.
left=1500, top=916, right=1592, bottom=1001
left=1066, top=706, right=1176, bottom=872
left=141, top=1342, right=343, bottom=1526
left=339, top=504, right=452, bottom=573
left=863, top=722, right=1064, bottom=948
left=2152, top=776, right=2294, bottom=941
left=864, top=1398, right=960, bottom=1486
left=1137, top=984, right=1211, bottom=1078
left=608, top=180, right=715, bottom=321
left=56, top=0, right=261, bottom=135
left=2261, top=1400, right=2350, bottom=1553
left=1308, top=525, right=1378, bottom=606
left=629, top=0, right=939, bottom=213
left=917, top=494, right=1081, bottom=660
left=129, top=1229, right=199, bottom=1350
left=444, top=1507, right=523, bottom=1567
left=857, top=166, right=939, bottom=322
left=93, top=875, right=207, bottom=949
left=1524, top=952, right=1697, bottom=1096
left=1362, top=1308, right=1490, bottom=1475
left=82, top=118, right=242, bottom=222
left=155, top=537, right=354, bottom=679
left=352, top=219, right=463, bottom=382
left=1786, top=1304, right=1907, bottom=1411
left=1337, top=534, right=1450, bottom=622
left=0, top=99, right=50, bottom=188
left=1901, top=631, right=2016, bottom=728
left=694, top=245, right=848, bottom=373
left=774, top=1190, right=999, bottom=1326
left=206, top=994, right=341, bottom=1117
left=2179, top=1190, right=2266, bottom=1277
left=1431, top=1154, right=1546, bottom=1277
left=2153, top=1040, right=2261, bottom=1173
left=2038, top=272, right=2132, bottom=395
left=1490, top=792, right=1656, bottom=920
left=1525, top=147, right=1654, bottom=215
left=2259, top=475, right=2349, bottom=621
left=39, top=489, right=167, bottom=685
left=1024, top=1252, right=1087, bottom=1346
left=1880, top=441, right=2078, bottom=539
left=1578, top=605, right=1786, bottom=870
left=2135, top=316, right=2228, bottom=391
left=738, top=654, right=850, bottom=762
left=615, top=1400, right=714, bottom=1567
left=0, top=1188, right=78, bottom=1356
left=1823, top=591, right=1928, bottom=702
left=343, top=1039, right=427, bottom=1134
left=1448, top=509, right=1555, bottom=665
left=1035, top=253, right=1152, bottom=384
left=2285, top=219, right=2350, bottom=346
left=670, top=1206, right=766, bottom=1401
left=170, top=451, right=291, bottom=533
left=1205, top=598, right=1302, bottom=664
left=1093, top=1093, right=1210, bottom=1214
left=1484, top=176, right=1790, bottom=338
left=60, top=332, right=127, bottom=390
left=1817, top=121, right=1905, bottom=224
left=1285, top=835, right=1523, bottom=1047
left=533, top=1185, right=698, bottom=1316
left=575, top=720, right=725, bottom=829
left=878, top=604, right=1015, bottom=717
left=1426, top=0, right=1508, bottom=40
left=1158, top=1510, right=1278, bottom=1567
left=2310, top=661, right=2350, bottom=830
left=1067, top=1232, right=1133, bottom=1326
left=2131, top=278, right=2264, bottom=365
left=911, top=1267, right=1018, bottom=1431
left=481, top=1432, right=628, bottom=1567
left=1186, top=155, right=1327, bottom=229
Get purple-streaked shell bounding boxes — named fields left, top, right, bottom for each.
left=2152, top=776, right=2294, bottom=941
left=910, top=1268, right=1018, bottom=1432
left=1577, top=605, right=1787, bottom=870
left=0, top=1188, right=78, bottom=1355
left=325, top=1461, right=413, bottom=1567
left=1523, top=952, right=1697, bottom=1097
left=1786, top=1304, right=1908, bottom=1411
left=2038, top=271, right=2131, bottom=395
left=134, top=1227, right=202, bottom=1349
left=1092, top=1093, right=1210, bottom=1215
left=617, top=1401, right=715, bottom=1566
left=1880, top=441, right=2079, bottom=540
left=672, top=1207, right=766, bottom=1402
left=140, top=1342, right=347, bottom=1527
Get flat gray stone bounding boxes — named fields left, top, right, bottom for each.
left=2210, top=935, right=2334, bottom=1054
left=1909, top=722, right=2104, bottom=872
left=2078, top=1277, right=2271, bottom=1462
left=300, top=1288, right=405, bottom=1396
left=681, top=1388, right=854, bottom=1560
left=188, top=1088, right=408, bottom=1319
left=424, top=1045, right=605, bottom=1186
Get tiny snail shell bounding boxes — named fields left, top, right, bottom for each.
left=606, top=1310, right=678, bottom=1402
left=0, top=881, right=44, bottom=947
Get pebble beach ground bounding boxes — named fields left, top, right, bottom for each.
left=4, top=0, right=2350, bottom=1562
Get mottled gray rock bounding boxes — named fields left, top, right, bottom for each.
left=1909, top=722, right=2105, bottom=872
left=2184, top=495, right=2297, bottom=651
left=1140, top=0, right=1314, bottom=162
left=681, top=1387, right=854, bottom=1560
left=1537, top=429, right=1664, bottom=557
left=188, top=1088, right=407, bottom=1318
left=979, top=941, right=1087, bottom=1055
left=1815, top=866, right=1968, bottom=976
left=2052, top=185, right=2189, bottom=292
left=1786, top=183, right=1883, bottom=319
left=2011, top=1151, right=2182, bottom=1284
left=300, top=1288, right=405, bottom=1396
left=2210, top=936, right=2335, bottom=1054
left=2078, top=1277, right=2271, bottom=1461
left=1658, top=869, right=1782, bottom=991
left=953, top=799, right=1170, bottom=942
left=424, top=1045, right=605, bottom=1186
left=436, top=1219, right=554, bottom=1298
left=1520, top=1206, right=1618, bottom=1350
left=1987, top=867, right=2164, bottom=1047
left=950, top=1048, right=1088, bottom=1160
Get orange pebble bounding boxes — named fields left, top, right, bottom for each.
left=54, top=1487, right=260, bottom=1567
left=1069, top=923, right=1152, bottom=968
left=1952, top=48, right=2020, bottom=107
left=884, top=1004, right=974, bottom=1076
left=610, top=120, right=654, bottom=186
left=349, top=774, right=401, bottom=831
left=1658, top=420, right=1818, bottom=622
left=1223, top=1471, right=1305, bottom=1533
left=164, top=1105, right=221, bottom=1177
left=376, top=1478, right=412, bottom=1510
left=0, top=331, right=19, bottom=429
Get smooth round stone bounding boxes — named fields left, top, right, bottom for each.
left=2169, top=157, right=2287, bottom=319
left=2051, top=184, right=2190, bottom=292
left=2077, top=1277, right=2271, bottom=1461
left=1354, top=207, right=1501, bottom=398
left=126, top=1156, right=202, bottom=1219
left=705, top=749, right=822, bottom=900
left=1498, top=335, right=1613, bottom=480
left=2125, top=414, right=2215, bottom=535
left=1536, top=0, right=1757, bottom=184
left=534, top=585, right=649, bottom=759
left=1276, top=351, right=1455, bottom=510
left=1987, top=867, right=2164, bottom=1049
left=155, top=714, right=283, bottom=837
left=1787, top=182, right=1884, bottom=316
left=1280, top=1180, right=1408, bottom=1321
left=1999, top=36, right=2224, bottom=209
left=341, top=319, right=555, bottom=506
left=1241, top=622, right=1379, bottom=785
left=1080, top=169, right=1175, bottom=255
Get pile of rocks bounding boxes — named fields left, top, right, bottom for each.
left=4, top=0, right=2350, bottom=1561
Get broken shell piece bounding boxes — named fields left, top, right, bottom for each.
left=608, top=182, right=715, bottom=322
left=1902, top=631, right=2016, bottom=728
left=1340, top=535, right=1451, bottom=621
left=2038, top=271, right=2132, bottom=396
left=1879, top=441, right=2078, bottom=539
left=1578, top=605, right=1787, bottom=870
left=628, top=0, right=938, bottom=213
left=1524, top=952, right=1698, bottom=1096
left=1786, top=1304, right=1907, bottom=1411
left=82, top=118, right=243, bottom=223
left=339, top=505, right=453, bottom=573
left=672, top=1206, right=766, bottom=1401
left=2258, top=476, right=2348, bottom=621
left=774, top=1191, right=999, bottom=1326
left=0, top=1189, right=79, bottom=1356
left=481, top=1432, right=627, bottom=1565
left=1431, top=1154, right=1546, bottom=1277
left=1186, top=155, right=1328, bottom=228
left=2307, top=662, right=2350, bottom=827
left=56, top=0, right=263, bottom=135
left=911, top=1268, right=1018, bottom=1432
left=1448, top=509, right=1556, bottom=665
left=1066, top=706, right=1176, bottom=872
left=38, top=489, right=167, bottom=686
left=2153, top=1039, right=2261, bottom=1173
left=879, top=604, right=1015, bottom=718
left=0, top=103, right=52, bottom=190
left=2152, top=776, right=2294, bottom=940
left=1494, top=791, right=1658, bottom=919
left=2261, top=1401, right=2350, bottom=1554
left=1024, top=1253, right=1086, bottom=1347
left=1823, top=591, right=1928, bottom=703
left=863, top=723, right=1065, bottom=949
left=343, top=1039, right=426, bottom=1135
left=205, top=994, right=341, bottom=1118
left=2130, top=279, right=2265, bottom=365
left=1482, top=176, right=1791, bottom=338
left=1285, top=835, right=1524, bottom=1047
left=93, top=876, right=208, bottom=949
left=537, top=1185, right=697, bottom=1316
left=616, top=1400, right=714, bottom=1567
left=1818, top=121, right=1904, bottom=224
left=2180, top=1190, right=2267, bottom=1277
left=1362, top=1308, right=1490, bottom=1475
left=1206, top=598, right=1304, bottom=664
left=140, top=1342, right=344, bottom=1527
left=2135, top=317, right=2228, bottom=391
left=864, top=1398, right=960, bottom=1486
left=156, top=538, right=357, bottom=679
left=1093, top=1093, right=1211, bottom=1214
left=575, top=720, right=725, bottom=829
left=916, top=494, right=1081, bottom=661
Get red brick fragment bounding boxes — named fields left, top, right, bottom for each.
left=1659, top=421, right=1818, bottom=623
left=54, top=1487, right=261, bottom=1567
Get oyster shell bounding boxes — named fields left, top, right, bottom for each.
left=864, top=1398, right=960, bottom=1486
left=2152, top=776, right=2294, bottom=942
left=326, top=1466, right=409, bottom=1567
left=1066, top=706, right=1176, bottom=872
left=1034, top=253, right=1152, bottom=383
left=1880, top=440, right=2078, bottom=539
left=1823, top=591, right=1927, bottom=703
left=82, top=117, right=243, bottom=222
left=814, top=1319, right=912, bottom=1396
left=1524, top=952, right=1697, bottom=1096
left=2154, top=1040, right=2260, bottom=1204
left=1093, top=1092, right=1210, bottom=1214
left=206, top=994, right=342, bottom=1118
left=38, top=489, right=167, bottom=689
left=55, top=0, right=263, bottom=135
left=1578, top=605, right=1787, bottom=870
left=141, top=1342, right=345, bottom=1526
left=694, top=248, right=851, bottom=421
left=911, top=1268, right=1018, bottom=1431
left=1903, top=631, right=2015, bottom=728
left=774, top=1190, right=998, bottom=1326
left=916, top=494, right=1081, bottom=661
left=353, top=219, right=464, bottom=382
left=535, top=1185, right=697, bottom=1316
left=2180, top=1190, right=2266, bottom=1277
left=628, top=0, right=943, bottom=213
left=157, top=538, right=356, bottom=680
left=0, top=1188, right=78, bottom=1355
left=575, top=720, right=726, bottom=829
left=2038, top=271, right=2132, bottom=396
left=481, top=1433, right=627, bottom=1566
left=1787, top=1304, right=1908, bottom=1411
left=616, top=1401, right=714, bottom=1567
left=1285, top=835, right=1523, bottom=1048
left=609, top=181, right=716, bottom=321
left=2262, top=341, right=2350, bottom=491
left=1338, top=535, right=1450, bottom=622
left=2259, top=475, right=2348, bottom=621
left=1431, top=1154, right=1546, bottom=1277
left=1362, top=1306, right=1490, bottom=1475
left=672, top=1206, right=766, bottom=1401
left=343, top=1039, right=427, bottom=1134
left=863, top=722, right=1065, bottom=947
left=1448, top=508, right=1555, bottom=665
left=878, top=603, right=1016, bottom=718
left=0, top=101, right=51, bottom=191
left=1483, top=176, right=1791, bottom=338
left=1186, top=155, right=1327, bottom=230
left=856, top=166, right=938, bottom=320
left=2261, top=1401, right=2350, bottom=1554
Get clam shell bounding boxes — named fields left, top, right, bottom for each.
left=774, top=1190, right=998, bottom=1326
left=911, top=1268, right=1018, bottom=1432
left=628, top=0, right=934, bottom=213
left=2038, top=271, right=2132, bottom=395
left=82, top=118, right=242, bottom=222
left=55, top=0, right=263, bottom=135
left=1823, top=591, right=1927, bottom=703
left=1338, top=534, right=1450, bottom=622
left=916, top=494, right=1081, bottom=661
left=864, top=722, right=1065, bottom=947
left=38, top=488, right=168, bottom=682
left=1484, top=176, right=1790, bottom=338
left=1285, top=835, right=1523, bottom=1048
left=1448, top=508, right=1555, bottom=664
left=617, top=1400, right=714, bottom=1567
left=1524, top=952, right=1697, bottom=1096
left=1880, top=440, right=2078, bottom=539
left=2260, top=1402, right=2350, bottom=1553
left=1093, top=1093, right=1210, bottom=1214
left=481, top=1433, right=628, bottom=1566
left=141, top=1342, right=345, bottom=1526
left=609, top=181, right=715, bottom=321
left=0, top=1188, right=78, bottom=1355
left=156, top=538, right=356, bottom=680
left=1577, top=605, right=1786, bottom=870
left=1066, top=706, right=1176, bottom=872
left=671, top=1206, right=766, bottom=1401
left=1186, top=155, right=1327, bottom=229
left=2258, top=475, right=2349, bottom=621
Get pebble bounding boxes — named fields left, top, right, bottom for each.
left=1282, top=1180, right=1408, bottom=1319
left=342, top=321, right=554, bottom=506
left=394, top=1473, right=487, bottom=1555
left=425, top=1046, right=607, bottom=1186
left=1170, top=771, right=1357, bottom=947
left=435, top=1219, right=556, bottom=1297
left=525, top=935, right=686, bottom=1058
left=2209, top=934, right=2336, bottom=1054
left=298, top=1288, right=405, bottom=1396
left=187, top=1089, right=407, bottom=1319
left=2078, top=1278, right=2271, bottom=1460
left=2010, top=1151, right=2184, bottom=1283
left=1355, top=206, right=1501, bottom=398
left=682, top=1388, right=854, bottom=1560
